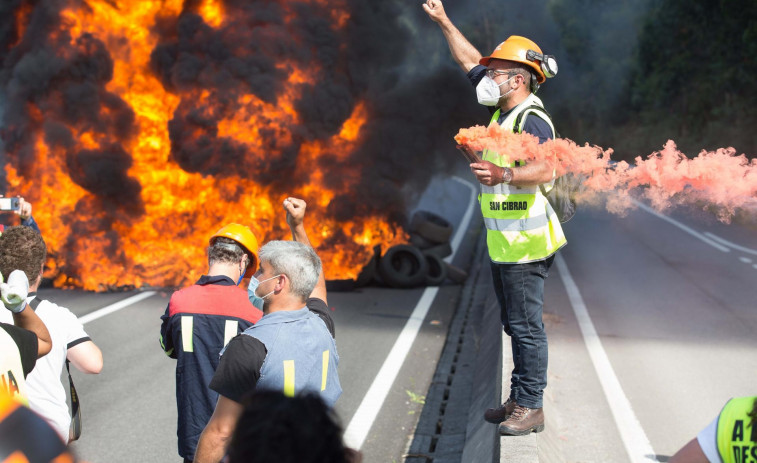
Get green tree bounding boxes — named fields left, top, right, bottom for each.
left=629, top=0, right=757, bottom=157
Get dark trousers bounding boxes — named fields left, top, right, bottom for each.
left=490, top=255, right=554, bottom=409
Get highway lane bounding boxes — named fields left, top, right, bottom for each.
left=541, top=204, right=757, bottom=462
left=47, top=175, right=478, bottom=463
left=26, top=184, right=756, bottom=463
left=59, top=287, right=461, bottom=462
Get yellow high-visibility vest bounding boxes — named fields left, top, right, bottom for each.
left=716, top=396, right=757, bottom=462
left=480, top=93, right=566, bottom=263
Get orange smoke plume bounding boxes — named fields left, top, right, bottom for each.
left=455, top=124, right=757, bottom=222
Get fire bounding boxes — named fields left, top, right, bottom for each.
left=198, top=0, right=224, bottom=28
left=3, top=1, right=406, bottom=290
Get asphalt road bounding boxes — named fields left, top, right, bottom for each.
left=28, top=182, right=757, bottom=463
left=538, top=203, right=757, bottom=462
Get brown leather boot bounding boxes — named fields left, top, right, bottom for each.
left=498, top=405, right=545, bottom=436
left=483, top=397, right=517, bottom=424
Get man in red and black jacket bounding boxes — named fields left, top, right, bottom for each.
left=159, top=224, right=263, bottom=463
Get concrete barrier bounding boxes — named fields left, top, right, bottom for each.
left=406, top=231, right=540, bottom=462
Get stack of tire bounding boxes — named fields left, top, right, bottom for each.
left=366, top=210, right=468, bottom=289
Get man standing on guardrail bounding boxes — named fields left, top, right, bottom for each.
left=424, top=0, right=566, bottom=436
left=160, top=223, right=263, bottom=462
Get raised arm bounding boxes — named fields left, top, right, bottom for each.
left=283, top=197, right=327, bottom=304
left=422, top=0, right=482, bottom=73
left=2, top=270, right=51, bottom=357
left=11, top=307, right=52, bottom=358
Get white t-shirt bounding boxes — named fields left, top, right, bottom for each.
left=0, top=295, right=90, bottom=441
left=696, top=416, right=721, bottom=463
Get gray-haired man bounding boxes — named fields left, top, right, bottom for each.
left=194, top=197, right=341, bottom=463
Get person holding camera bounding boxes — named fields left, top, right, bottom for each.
left=0, top=196, right=40, bottom=235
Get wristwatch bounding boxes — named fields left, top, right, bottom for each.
left=500, top=167, right=513, bottom=184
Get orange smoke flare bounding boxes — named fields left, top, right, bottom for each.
left=455, top=124, right=757, bottom=222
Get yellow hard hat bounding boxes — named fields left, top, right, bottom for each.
left=479, top=36, right=557, bottom=84
left=210, top=224, right=259, bottom=277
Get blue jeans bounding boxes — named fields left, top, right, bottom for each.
left=490, top=255, right=554, bottom=409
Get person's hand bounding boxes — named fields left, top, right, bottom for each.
left=422, top=0, right=448, bottom=23
left=16, top=197, right=32, bottom=220
left=471, top=161, right=505, bottom=186
left=283, top=197, right=307, bottom=229
left=0, top=270, right=29, bottom=313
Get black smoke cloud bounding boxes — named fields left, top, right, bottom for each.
left=148, top=0, right=481, bottom=224
left=1, top=0, right=483, bottom=250
left=0, top=0, right=141, bottom=213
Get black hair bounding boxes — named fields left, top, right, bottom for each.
left=227, top=390, right=350, bottom=463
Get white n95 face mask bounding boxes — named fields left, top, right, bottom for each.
left=476, top=75, right=515, bottom=106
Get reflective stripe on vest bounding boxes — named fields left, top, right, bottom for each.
left=716, top=396, right=757, bottom=462
left=242, top=308, right=342, bottom=407
left=480, top=93, right=566, bottom=263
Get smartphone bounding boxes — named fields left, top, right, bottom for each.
left=0, top=197, right=20, bottom=211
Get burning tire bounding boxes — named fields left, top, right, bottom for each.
left=409, top=211, right=453, bottom=244
left=423, top=253, right=447, bottom=286
left=378, top=245, right=428, bottom=288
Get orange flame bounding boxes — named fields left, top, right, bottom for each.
left=6, top=1, right=406, bottom=290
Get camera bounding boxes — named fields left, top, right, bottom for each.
left=0, top=197, right=20, bottom=211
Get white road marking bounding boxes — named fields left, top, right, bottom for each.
left=739, top=257, right=753, bottom=264
left=632, top=200, right=729, bottom=253
left=704, top=232, right=757, bottom=256
left=555, top=254, right=658, bottom=463
left=78, top=291, right=157, bottom=325
left=343, top=176, right=477, bottom=450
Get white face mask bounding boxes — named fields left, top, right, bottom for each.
left=476, top=75, right=515, bottom=106
left=247, top=274, right=281, bottom=310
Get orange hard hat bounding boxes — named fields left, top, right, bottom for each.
left=210, top=223, right=259, bottom=278
left=479, top=36, right=550, bottom=83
